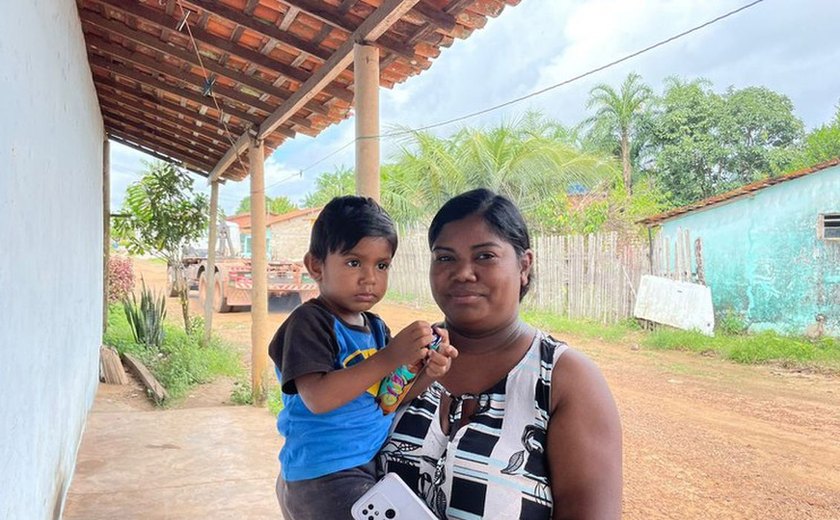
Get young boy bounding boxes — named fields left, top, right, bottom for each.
left=269, top=196, right=454, bottom=519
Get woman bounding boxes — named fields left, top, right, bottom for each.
left=379, top=189, right=622, bottom=519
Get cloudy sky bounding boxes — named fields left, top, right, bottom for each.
left=109, top=0, right=840, bottom=214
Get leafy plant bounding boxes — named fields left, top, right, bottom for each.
left=717, top=308, right=747, bottom=336
left=104, top=303, right=243, bottom=405
left=122, top=278, right=167, bottom=348
left=112, top=161, right=209, bottom=331
left=230, top=379, right=254, bottom=406
left=107, top=255, right=135, bottom=304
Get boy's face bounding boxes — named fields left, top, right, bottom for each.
left=305, top=236, right=393, bottom=325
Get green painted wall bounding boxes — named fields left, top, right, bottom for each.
left=660, top=165, right=840, bottom=335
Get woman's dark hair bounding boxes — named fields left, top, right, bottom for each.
left=309, top=196, right=398, bottom=260
left=428, top=188, right=533, bottom=300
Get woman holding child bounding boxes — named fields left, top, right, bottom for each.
left=379, top=189, right=623, bottom=520
left=271, top=191, right=621, bottom=520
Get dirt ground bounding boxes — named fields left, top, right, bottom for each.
left=122, top=258, right=840, bottom=519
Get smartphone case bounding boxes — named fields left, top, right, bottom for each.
left=351, top=473, right=438, bottom=520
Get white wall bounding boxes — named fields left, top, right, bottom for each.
left=0, top=1, right=104, bottom=518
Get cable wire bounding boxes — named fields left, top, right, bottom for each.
left=295, top=0, right=767, bottom=174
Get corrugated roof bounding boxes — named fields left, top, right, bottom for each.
left=639, top=158, right=840, bottom=226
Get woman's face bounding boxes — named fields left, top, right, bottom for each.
left=430, top=214, right=532, bottom=334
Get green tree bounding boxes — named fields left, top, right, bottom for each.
left=302, top=166, right=355, bottom=208
left=236, top=195, right=298, bottom=215
left=585, top=72, right=654, bottom=195
left=647, top=78, right=804, bottom=205
left=785, top=102, right=840, bottom=170
left=384, top=115, right=616, bottom=226
left=112, top=161, right=209, bottom=331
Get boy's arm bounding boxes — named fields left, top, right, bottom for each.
left=295, top=321, right=434, bottom=414
left=295, top=349, right=400, bottom=414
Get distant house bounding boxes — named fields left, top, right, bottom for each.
left=640, top=159, right=840, bottom=336
left=226, top=208, right=320, bottom=261
left=226, top=212, right=281, bottom=258
left=268, top=207, right=321, bottom=262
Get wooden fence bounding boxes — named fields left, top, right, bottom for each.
left=388, top=229, right=659, bottom=323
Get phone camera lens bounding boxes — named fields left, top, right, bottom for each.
left=385, top=509, right=396, bottom=519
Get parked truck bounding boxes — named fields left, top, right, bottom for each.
left=167, top=220, right=318, bottom=313
left=170, top=257, right=318, bottom=313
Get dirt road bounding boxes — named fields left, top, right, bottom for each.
left=129, top=258, right=840, bottom=519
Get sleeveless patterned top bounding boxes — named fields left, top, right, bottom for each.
left=378, top=332, right=568, bottom=519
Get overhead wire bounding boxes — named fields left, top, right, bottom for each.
left=175, top=0, right=251, bottom=180
left=293, top=0, right=767, bottom=176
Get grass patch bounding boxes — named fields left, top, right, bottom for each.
left=105, top=304, right=244, bottom=405
left=643, top=328, right=840, bottom=371
left=522, top=310, right=635, bottom=343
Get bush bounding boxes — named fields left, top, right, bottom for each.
left=717, top=308, right=747, bottom=336
left=231, top=379, right=254, bottom=405
left=104, top=304, right=243, bottom=404
left=122, top=278, right=167, bottom=348
left=108, top=255, right=135, bottom=304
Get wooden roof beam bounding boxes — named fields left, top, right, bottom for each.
left=210, top=0, right=422, bottom=181
left=279, top=0, right=418, bottom=60
left=88, top=55, right=262, bottom=125
left=108, top=133, right=212, bottom=176
left=81, top=12, right=330, bottom=117
left=103, top=115, right=221, bottom=163
left=107, top=126, right=217, bottom=174
left=88, top=43, right=284, bottom=118
left=100, top=99, right=226, bottom=151
left=414, top=1, right=457, bottom=31
left=182, top=0, right=332, bottom=61
left=94, top=74, right=297, bottom=139
left=94, top=0, right=355, bottom=103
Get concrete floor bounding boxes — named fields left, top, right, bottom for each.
left=63, top=385, right=283, bottom=519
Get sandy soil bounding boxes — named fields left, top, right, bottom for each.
left=116, top=258, right=840, bottom=519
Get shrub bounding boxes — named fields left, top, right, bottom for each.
left=108, top=255, right=135, bottom=304
left=231, top=379, right=254, bottom=405
left=122, top=278, right=167, bottom=348
left=717, top=308, right=747, bottom=336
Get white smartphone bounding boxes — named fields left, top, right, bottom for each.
left=351, top=473, right=438, bottom=520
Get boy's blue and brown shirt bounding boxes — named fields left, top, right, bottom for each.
left=268, top=298, right=393, bottom=481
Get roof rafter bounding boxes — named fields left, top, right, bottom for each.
left=104, top=114, right=221, bottom=160
left=81, top=11, right=331, bottom=117
left=100, top=98, right=225, bottom=151
left=109, top=133, right=212, bottom=176
left=279, top=0, right=419, bottom=60
left=210, top=0, right=423, bottom=181
left=182, top=0, right=332, bottom=61
left=94, top=0, right=355, bottom=103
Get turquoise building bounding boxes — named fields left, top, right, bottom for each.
left=641, top=159, right=840, bottom=336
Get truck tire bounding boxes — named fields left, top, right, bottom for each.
left=166, top=265, right=179, bottom=297
left=199, top=271, right=232, bottom=313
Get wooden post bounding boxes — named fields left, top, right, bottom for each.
left=249, top=138, right=269, bottom=404
left=354, top=43, right=380, bottom=202
left=103, top=137, right=110, bottom=333
left=204, top=181, right=219, bottom=345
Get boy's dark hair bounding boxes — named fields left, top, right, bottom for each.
left=428, top=188, right=532, bottom=300
left=308, top=196, right=398, bottom=260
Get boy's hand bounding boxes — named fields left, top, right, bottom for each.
left=386, top=320, right=435, bottom=367
left=425, top=327, right=458, bottom=379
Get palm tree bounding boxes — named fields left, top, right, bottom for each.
left=385, top=115, right=616, bottom=225
left=585, top=72, right=653, bottom=195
